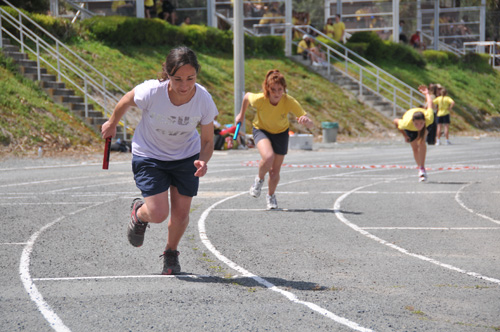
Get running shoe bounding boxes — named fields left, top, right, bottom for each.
left=418, top=168, right=427, bottom=182
left=161, top=249, right=181, bottom=275
left=266, top=194, right=278, bottom=210
left=250, top=176, right=265, bottom=198
left=446, top=140, right=452, bottom=145
left=435, top=140, right=440, bottom=146
left=128, top=198, right=149, bottom=247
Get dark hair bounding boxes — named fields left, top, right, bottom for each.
left=159, top=46, right=200, bottom=82
left=440, top=88, right=447, bottom=96
left=412, top=111, right=427, bottom=143
left=262, top=69, right=287, bottom=99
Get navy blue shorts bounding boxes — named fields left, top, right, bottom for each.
left=252, top=127, right=289, bottom=155
left=132, top=154, right=199, bottom=198
left=404, top=129, right=419, bottom=143
left=437, top=114, right=450, bottom=124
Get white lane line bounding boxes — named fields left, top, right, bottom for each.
left=455, top=183, right=500, bottom=225
left=20, top=200, right=115, bottom=332
left=0, top=202, right=98, bottom=206
left=20, top=215, right=72, bottom=332
left=334, top=182, right=500, bottom=285
left=2, top=242, right=29, bottom=245
left=361, top=227, right=500, bottom=230
left=33, top=275, right=212, bottom=281
left=198, top=191, right=375, bottom=332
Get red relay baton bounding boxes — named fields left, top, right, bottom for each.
left=103, top=137, right=111, bottom=170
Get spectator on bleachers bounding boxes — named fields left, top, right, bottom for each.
left=324, top=17, right=335, bottom=39
left=332, top=14, right=345, bottom=43
left=410, top=30, right=426, bottom=50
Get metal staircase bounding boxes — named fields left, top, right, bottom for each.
left=293, top=25, right=426, bottom=119
left=0, top=0, right=130, bottom=140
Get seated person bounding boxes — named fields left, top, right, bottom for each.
left=297, top=34, right=327, bottom=66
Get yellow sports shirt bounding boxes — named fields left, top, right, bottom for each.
left=398, top=107, right=434, bottom=131
left=248, top=93, right=306, bottom=134
left=332, top=22, right=345, bottom=42
left=433, top=96, right=454, bottom=117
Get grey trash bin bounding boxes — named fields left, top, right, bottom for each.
left=321, top=122, right=338, bottom=143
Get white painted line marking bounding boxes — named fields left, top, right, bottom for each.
left=334, top=183, right=500, bottom=285
left=20, top=201, right=114, bottom=332
left=198, top=191, right=375, bottom=332
left=33, top=274, right=212, bottom=281
left=360, top=227, right=500, bottom=230
left=2, top=242, right=29, bottom=245
left=455, top=183, right=500, bottom=225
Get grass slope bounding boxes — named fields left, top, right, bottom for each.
left=2, top=38, right=500, bottom=157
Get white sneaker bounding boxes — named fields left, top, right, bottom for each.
left=312, top=61, right=320, bottom=67
left=435, top=140, right=440, bottom=146
left=418, top=168, right=427, bottom=182
left=250, top=176, right=264, bottom=198
left=266, top=194, right=278, bottom=210
left=446, top=140, right=451, bottom=145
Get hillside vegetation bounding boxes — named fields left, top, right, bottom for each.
left=1, top=13, right=499, bottom=157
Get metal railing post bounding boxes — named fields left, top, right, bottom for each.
left=84, top=77, right=88, bottom=117
left=359, top=69, right=363, bottom=96
left=56, top=41, right=61, bottom=81
left=19, top=12, right=24, bottom=53
left=393, top=87, right=397, bottom=118
left=36, top=39, right=41, bottom=81
left=0, top=14, right=3, bottom=48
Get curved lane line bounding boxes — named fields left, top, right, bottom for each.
left=20, top=201, right=112, bottom=332
left=455, top=183, right=500, bottom=225
left=198, top=191, right=375, bottom=332
left=333, top=182, right=500, bottom=285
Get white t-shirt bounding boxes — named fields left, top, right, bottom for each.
left=132, top=79, right=218, bottom=161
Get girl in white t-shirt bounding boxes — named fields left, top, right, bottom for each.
left=101, top=46, right=218, bottom=275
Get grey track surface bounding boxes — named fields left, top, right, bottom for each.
left=1, top=137, right=500, bottom=332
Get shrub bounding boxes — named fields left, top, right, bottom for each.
left=346, top=31, right=425, bottom=68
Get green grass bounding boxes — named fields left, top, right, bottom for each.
left=0, top=53, right=100, bottom=156
left=2, top=35, right=500, bottom=157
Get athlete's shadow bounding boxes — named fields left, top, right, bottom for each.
left=177, top=274, right=332, bottom=291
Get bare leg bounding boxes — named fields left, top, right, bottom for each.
left=165, top=186, right=192, bottom=251
left=267, top=154, right=285, bottom=196
left=436, top=123, right=442, bottom=142
left=410, top=139, right=427, bottom=168
left=138, top=191, right=170, bottom=224
left=444, top=123, right=449, bottom=140
left=256, top=138, right=275, bottom=180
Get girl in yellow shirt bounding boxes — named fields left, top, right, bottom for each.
left=433, top=88, right=455, bottom=145
left=393, top=85, right=434, bottom=182
left=235, top=69, right=313, bottom=209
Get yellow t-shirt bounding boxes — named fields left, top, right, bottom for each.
left=398, top=107, right=434, bottom=131
left=145, top=0, right=154, bottom=7
left=433, top=96, right=454, bottom=117
left=332, top=22, right=345, bottom=42
left=248, top=93, right=306, bottom=134
left=324, top=24, right=335, bottom=38
left=297, top=39, right=315, bottom=54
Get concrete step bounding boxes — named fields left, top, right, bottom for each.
left=14, top=59, right=37, bottom=67
left=41, top=81, right=66, bottom=89
left=3, top=51, right=28, bottom=60
left=61, top=95, right=84, bottom=104
left=71, top=104, right=96, bottom=113
left=20, top=66, right=48, bottom=75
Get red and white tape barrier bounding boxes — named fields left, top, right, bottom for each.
left=242, top=161, right=478, bottom=171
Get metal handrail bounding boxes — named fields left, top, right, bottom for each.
left=420, top=31, right=465, bottom=56
left=294, top=25, right=425, bottom=116
left=0, top=0, right=129, bottom=138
